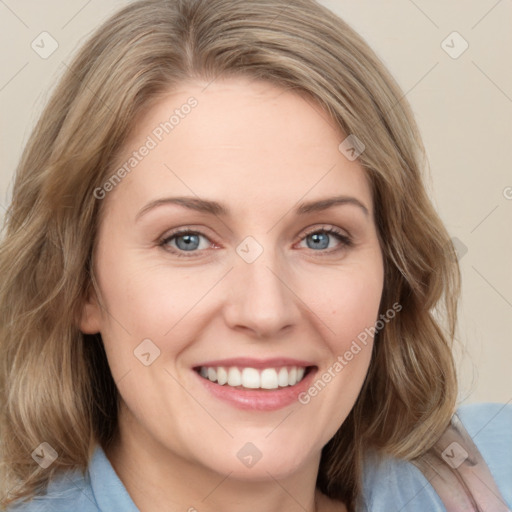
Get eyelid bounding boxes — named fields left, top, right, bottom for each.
left=298, top=224, right=351, bottom=242
left=158, top=226, right=218, bottom=257
left=159, top=224, right=353, bottom=258
left=294, top=224, right=353, bottom=255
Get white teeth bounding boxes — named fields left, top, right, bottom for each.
left=260, top=368, right=278, bottom=389
left=198, top=365, right=308, bottom=389
left=288, top=367, right=297, bottom=386
left=278, top=367, right=289, bottom=387
left=242, top=368, right=260, bottom=388
left=227, top=367, right=242, bottom=386
left=207, top=367, right=217, bottom=382
left=217, top=366, right=228, bottom=385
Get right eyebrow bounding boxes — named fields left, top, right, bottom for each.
left=135, top=194, right=370, bottom=222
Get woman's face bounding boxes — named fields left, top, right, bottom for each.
left=81, top=77, right=384, bottom=480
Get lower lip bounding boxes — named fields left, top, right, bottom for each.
left=194, top=368, right=317, bottom=411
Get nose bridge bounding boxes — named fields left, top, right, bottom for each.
left=225, top=236, right=299, bottom=337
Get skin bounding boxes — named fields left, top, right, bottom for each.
left=80, top=76, right=384, bottom=512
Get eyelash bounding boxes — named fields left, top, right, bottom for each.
left=158, top=225, right=353, bottom=258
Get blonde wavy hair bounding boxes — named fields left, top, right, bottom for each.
left=0, top=0, right=461, bottom=510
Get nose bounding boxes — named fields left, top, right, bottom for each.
left=222, top=245, right=301, bottom=339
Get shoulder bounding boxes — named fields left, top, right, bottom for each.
left=359, top=402, right=512, bottom=511
left=5, top=467, right=98, bottom=512
left=455, top=401, right=512, bottom=506
left=454, top=401, right=512, bottom=440
left=6, top=444, right=138, bottom=512
left=359, top=447, right=446, bottom=511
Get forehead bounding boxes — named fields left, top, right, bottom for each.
left=103, top=77, right=373, bottom=221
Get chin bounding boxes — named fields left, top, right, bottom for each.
left=191, top=439, right=319, bottom=481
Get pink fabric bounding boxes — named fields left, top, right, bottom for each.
left=413, top=413, right=510, bottom=512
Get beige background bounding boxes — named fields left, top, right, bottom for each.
left=0, top=0, right=510, bottom=405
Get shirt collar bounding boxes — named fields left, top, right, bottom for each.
left=89, top=444, right=140, bottom=511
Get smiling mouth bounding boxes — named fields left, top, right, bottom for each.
left=194, top=365, right=315, bottom=390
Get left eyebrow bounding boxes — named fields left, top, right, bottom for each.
left=135, top=194, right=369, bottom=222
left=296, top=196, right=369, bottom=217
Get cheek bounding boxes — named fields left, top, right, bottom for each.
left=311, top=259, right=384, bottom=352
left=96, top=252, right=202, bottom=332
left=94, top=252, right=216, bottom=377
left=294, top=272, right=382, bottom=449
left=335, top=279, right=381, bottom=336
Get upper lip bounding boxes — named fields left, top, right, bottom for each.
left=193, top=357, right=316, bottom=369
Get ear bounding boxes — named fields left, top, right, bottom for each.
left=79, top=286, right=102, bottom=334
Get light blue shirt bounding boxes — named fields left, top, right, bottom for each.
left=8, top=402, right=511, bottom=511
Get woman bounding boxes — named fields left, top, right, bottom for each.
left=0, top=1, right=510, bottom=511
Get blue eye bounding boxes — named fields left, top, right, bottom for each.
left=299, top=227, right=352, bottom=253
left=159, top=226, right=352, bottom=258
left=160, top=230, right=210, bottom=255
left=303, top=230, right=342, bottom=250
